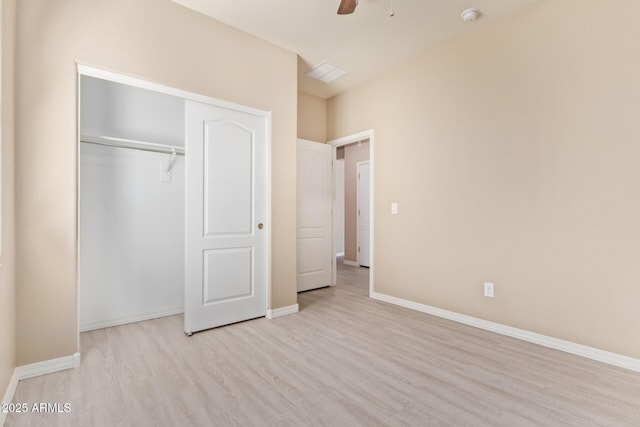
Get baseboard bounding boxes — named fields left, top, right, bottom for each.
left=1, top=353, right=81, bottom=424
left=1, top=369, right=19, bottom=426
left=15, top=352, right=81, bottom=381
left=80, top=307, right=184, bottom=332
left=266, top=304, right=299, bottom=320
left=371, top=291, right=640, bottom=373
left=336, top=252, right=345, bottom=257
left=343, top=260, right=359, bottom=267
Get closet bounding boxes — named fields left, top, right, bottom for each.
left=78, top=69, right=269, bottom=335
left=79, top=76, right=186, bottom=332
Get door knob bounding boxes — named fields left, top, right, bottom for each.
left=257, top=223, right=264, bottom=230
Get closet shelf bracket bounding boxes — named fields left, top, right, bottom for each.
left=166, top=148, right=177, bottom=173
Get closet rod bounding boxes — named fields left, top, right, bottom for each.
left=80, top=135, right=185, bottom=155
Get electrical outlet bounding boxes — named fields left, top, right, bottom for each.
left=484, top=282, right=494, bottom=298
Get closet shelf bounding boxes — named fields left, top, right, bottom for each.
left=81, top=135, right=185, bottom=155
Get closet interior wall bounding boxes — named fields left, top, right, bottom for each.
left=79, top=76, right=186, bottom=331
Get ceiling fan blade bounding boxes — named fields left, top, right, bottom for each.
left=337, top=0, right=357, bottom=15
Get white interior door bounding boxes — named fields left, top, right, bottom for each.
left=357, top=161, right=371, bottom=267
left=297, top=139, right=333, bottom=292
left=185, top=100, right=267, bottom=334
left=334, top=159, right=345, bottom=257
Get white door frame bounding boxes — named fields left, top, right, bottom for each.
left=76, top=64, right=272, bottom=345
left=328, top=129, right=375, bottom=297
left=356, top=160, right=370, bottom=267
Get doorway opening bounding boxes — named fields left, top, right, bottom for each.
left=329, top=130, right=375, bottom=297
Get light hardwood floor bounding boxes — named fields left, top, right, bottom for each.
left=6, top=260, right=640, bottom=426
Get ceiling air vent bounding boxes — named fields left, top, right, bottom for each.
left=304, top=62, right=347, bottom=83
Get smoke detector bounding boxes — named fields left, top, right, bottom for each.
left=461, top=8, right=481, bottom=22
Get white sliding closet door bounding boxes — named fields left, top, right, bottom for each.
left=184, top=100, right=267, bottom=335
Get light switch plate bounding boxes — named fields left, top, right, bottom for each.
left=391, top=202, right=398, bottom=215
left=484, top=282, right=494, bottom=298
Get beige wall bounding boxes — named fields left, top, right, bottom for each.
left=297, top=91, right=327, bottom=142
left=15, top=0, right=297, bottom=365
left=344, top=141, right=369, bottom=263
left=328, top=0, right=640, bottom=358
left=0, top=0, right=16, bottom=400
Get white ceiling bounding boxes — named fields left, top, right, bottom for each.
left=171, top=0, right=537, bottom=99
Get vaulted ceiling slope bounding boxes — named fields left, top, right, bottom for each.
left=171, top=0, right=537, bottom=99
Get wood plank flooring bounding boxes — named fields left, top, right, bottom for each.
left=6, top=260, right=640, bottom=426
